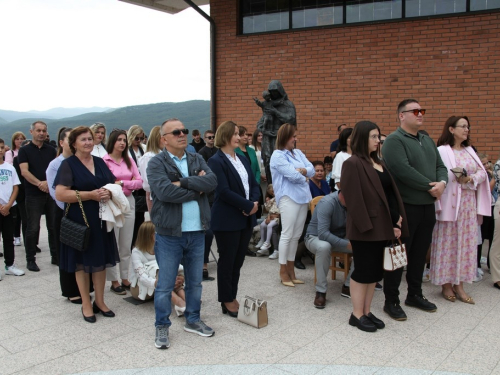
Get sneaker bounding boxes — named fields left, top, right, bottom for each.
left=184, top=320, right=215, bottom=337
left=255, top=240, right=264, bottom=249
left=5, top=264, right=25, bottom=276
left=269, top=250, right=279, bottom=260
left=260, top=242, right=271, bottom=251
left=27, top=261, right=40, bottom=272
left=477, top=267, right=484, bottom=276
left=155, top=326, right=170, bottom=349
left=375, top=282, right=383, bottom=291
left=481, top=256, right=487, bottom=264
left=14, top=237, right=21, bottom=246
left=257, top=248, right=270, bottom=256
left=422, top=268, right=430, bottom=282
left=341, top=285, right=351, bottom=298
left=405, top=295, right=437, bottom=312
left=383, top=302, right=407, bottom=321
left=473, top=270, right=483, bottom=283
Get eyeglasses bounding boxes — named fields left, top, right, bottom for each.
left=162, top=129, right=189, bottom=137
left=134, top=136, right=145, bottom=141
left=380, top=140, right=385, bottom=144
left=454, top=125, right=470, bottom=130
left=370, top=135, right=381, bottom=140
left=401, top=109, right=426, bottom=116
left=205, top=136, right=215, bottom=140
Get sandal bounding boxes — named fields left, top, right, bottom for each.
left=441, top=291, right=456, bottom=302
left=456, top=294, right=475, bottom=305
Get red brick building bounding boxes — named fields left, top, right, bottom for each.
left=125, top=0, right=500, bottom=160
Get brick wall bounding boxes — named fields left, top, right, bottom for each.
left=211, top=1, right=500, bottom=161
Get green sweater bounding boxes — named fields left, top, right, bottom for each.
left=235, top=145, right=261, bottom=184
left=382, top=127, right=448, bottom=205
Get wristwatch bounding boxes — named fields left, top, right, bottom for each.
left=119, top=180, right=124, bottom=187
left=440, top=180, right=447, bottom=187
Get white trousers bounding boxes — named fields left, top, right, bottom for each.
left=107, top=195, right=135, bottom=282
left=277, top=196, right=309, bottom=264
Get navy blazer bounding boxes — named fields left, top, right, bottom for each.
left=208, top=150, right=260, bottom=231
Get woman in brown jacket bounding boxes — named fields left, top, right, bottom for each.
left=341, top=121, right=408, bottom=332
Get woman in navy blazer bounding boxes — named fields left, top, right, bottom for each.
left=208, top=121, right=260, bottom=317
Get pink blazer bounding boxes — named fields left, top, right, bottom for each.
left=435, top=145, right=491, bottom=222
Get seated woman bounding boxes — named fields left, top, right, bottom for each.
left=309, top=161, right=331, bottom=198
left=129, top=221, right=186, bottom=316
left=255, top=184, right=280, bottom=255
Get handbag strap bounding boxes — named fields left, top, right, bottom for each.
left=65, top=190, right=90, bottom=228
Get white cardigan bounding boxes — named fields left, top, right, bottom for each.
left=101, top=183, right=131, bottom=232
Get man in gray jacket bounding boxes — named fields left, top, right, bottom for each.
left=147, top=118, right=217, bottom=350
left=305, top=191, right=352, bottom=308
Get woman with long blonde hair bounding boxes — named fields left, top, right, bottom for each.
left=138, top=126, right=164, bottom=212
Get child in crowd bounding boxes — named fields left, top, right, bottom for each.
left=0, top=138, right=25, bottom=280
left=255, top=184, right=280, bottom=254
left=128, top=221, right=186, bottom=316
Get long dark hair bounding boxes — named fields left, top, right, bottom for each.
left=351, top=121, right=380, bottom=163
left=337, top=127, right=353, bottom=153
left=56, top=127, right=72, bottom=156
left=106, top=129, right=132, bottom=169
left=437, top=116, right=471, bottom=148
left=252, top=129, right=262, bottom=151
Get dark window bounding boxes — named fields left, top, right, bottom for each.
left=240, top=0, right=500, bottom=34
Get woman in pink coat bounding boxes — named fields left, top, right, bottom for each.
left=432, top=116, right=490, bottom=304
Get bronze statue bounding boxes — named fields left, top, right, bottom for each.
left=254, top=80, right=296, bottom=182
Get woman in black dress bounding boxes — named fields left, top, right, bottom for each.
left=55, top=126, right=120, bottom=323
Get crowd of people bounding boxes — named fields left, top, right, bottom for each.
left=0, top=97, right=498, bottom=347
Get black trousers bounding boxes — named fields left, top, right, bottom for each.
left=15, top=200, right=28, bottom=243
left=131, top=211, right=145, bottom=249
left=384, top=203, right=436, bottom=304
left=25, top=194, right=57, bottom=262
left=478, top=205, right=494, bottom=268
left=1, top=207, right=16, bottom=267
left=214, top=226, right=253, bottom=303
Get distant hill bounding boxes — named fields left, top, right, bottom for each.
left=0, top=117, right=7, bottom=126
left=0, top=101, right=211, bottom=141
left=0, top=107, right=112, bottom=123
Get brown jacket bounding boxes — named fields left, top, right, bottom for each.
left=341, top=155, right=409, bottom=242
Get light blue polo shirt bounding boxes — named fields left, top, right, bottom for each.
left=167, top=151, right=203, bottom=232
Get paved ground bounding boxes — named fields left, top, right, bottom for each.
left=1, top=217, right=500, bottom=375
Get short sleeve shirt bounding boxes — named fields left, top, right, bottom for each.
left=0, top=162, right=21, bottom=206
left=17, top=142, right=56, bottom=196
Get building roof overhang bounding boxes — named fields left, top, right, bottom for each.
left=119, top=0, right=209, bottom=15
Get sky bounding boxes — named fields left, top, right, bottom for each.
left=0, top=0, right=211, bottom=112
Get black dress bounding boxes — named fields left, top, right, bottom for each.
left=55, top=155, right=119, bottom=273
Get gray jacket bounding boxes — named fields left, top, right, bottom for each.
left=147, top=149, right=217, bottom=237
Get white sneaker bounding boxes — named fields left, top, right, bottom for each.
left=473, top=270, right=483, bottom=283
left=175, top=305, right=186, bottom=317
left=5, top=264, right=25, bottom=276
left=255, top=240, right=264, bottom=249
left=477, top=267, right=484, bottom=276
left=257, top=248, right=269, bottom=256
left=260, top=242, right=271, bottom=251
left=480, top=256, right=487, bottom=265
left=422, top=268, right=430, bottom=282
left=269, top=251, right=279, bottom=260
left=14, top=237, right=21, bottom=246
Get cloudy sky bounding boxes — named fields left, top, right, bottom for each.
left=0, top=0, right=210, bottom=111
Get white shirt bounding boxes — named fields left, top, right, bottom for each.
left=0, top=162, right=20, bottom=206
left=91, top=144, right=108, bottom=158
left=224, top=152, right=250, bottom=199
left=332, top=151, right=351, bottom=185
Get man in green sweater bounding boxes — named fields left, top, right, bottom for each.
left=382, top=99, right=448, bottom=321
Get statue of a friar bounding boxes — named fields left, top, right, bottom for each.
left=253, top=80, right=296, bottom=183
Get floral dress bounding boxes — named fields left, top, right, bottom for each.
left=430, top=148, right=487, bottom=285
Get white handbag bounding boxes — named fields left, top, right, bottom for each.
left=383, top=240, right=408, bottom=271
left=237, top=296, right=268, bottom=328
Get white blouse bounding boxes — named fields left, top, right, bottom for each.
left=224, top=152, right=250, bottom=199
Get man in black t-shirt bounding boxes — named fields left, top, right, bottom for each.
left=17, top=121, right=57, bottom=272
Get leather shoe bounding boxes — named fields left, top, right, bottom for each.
left=349, top=314, right=377, bottom=332
left=366, top=312, right=385, bottom=329
left=27, top=261, right=40, bottom=272
left=245, top=249, right=257, bottom=257
left=494, top=282, right=500, bottom=290
left=93, top=301, right=115, bottom=317
left=82, top=308, right=96, bottom=323
left=383, top=302, right=407, bottom=321
left=294, top=260, right=305, bottom=269
left=314, top=292, right=326, bottom=309
left=35, top=246, right=42, bottom=253
left=221, top=302, right=238, bottom=317
left=405, top=295, right=437, bottom=312
left=51, top=257, right=59, bottom=266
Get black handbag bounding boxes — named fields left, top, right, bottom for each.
left=60, top=190, right=91, bottom=252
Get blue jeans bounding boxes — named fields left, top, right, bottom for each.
left=155, top=231, right=204, bottom=327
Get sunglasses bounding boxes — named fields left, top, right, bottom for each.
left=205, top=136, right=215, bottom=140
left=163, top=128, right=189, bottom=137
left=402, top=108, right=426, bottom=116
left=134, top=136, right=145, bottom=141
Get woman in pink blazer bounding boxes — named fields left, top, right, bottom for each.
left=432, top=116, right=490, bottom=304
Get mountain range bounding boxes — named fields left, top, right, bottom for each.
left=0, top=101, right=211, bottom=142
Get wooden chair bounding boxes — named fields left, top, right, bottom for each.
left=310, top=195, right=352, bottom=282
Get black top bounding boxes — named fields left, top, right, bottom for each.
left=241, top=150, right=250, bottom=161
left=190, top=139, right=206, bottom=153
left=376, top=168, right=400, bottom=227
left=17, top=142, right=56, bottom=196
left=198, top=145, right=217, bottom=162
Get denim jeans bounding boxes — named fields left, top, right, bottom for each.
left=155, top=231, right=205, bottom=327
left=25, top=194, right=57, bottom=262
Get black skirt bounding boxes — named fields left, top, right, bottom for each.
left=350, top=239, right=387, bottom=284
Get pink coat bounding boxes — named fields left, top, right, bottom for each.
left=435, top=145, right=490, bottom=222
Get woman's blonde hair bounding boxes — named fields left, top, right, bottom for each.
left=215, top=121, right=238, bottom=148
left=11, top=131, right=26, bottom=151
left=146, top=126, right=162, bottom=154
left=135, top=221, right=156, bottom=254
left=127, top=125, right=145, bottom=147
left=89, top=123, right=107, bottom=146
